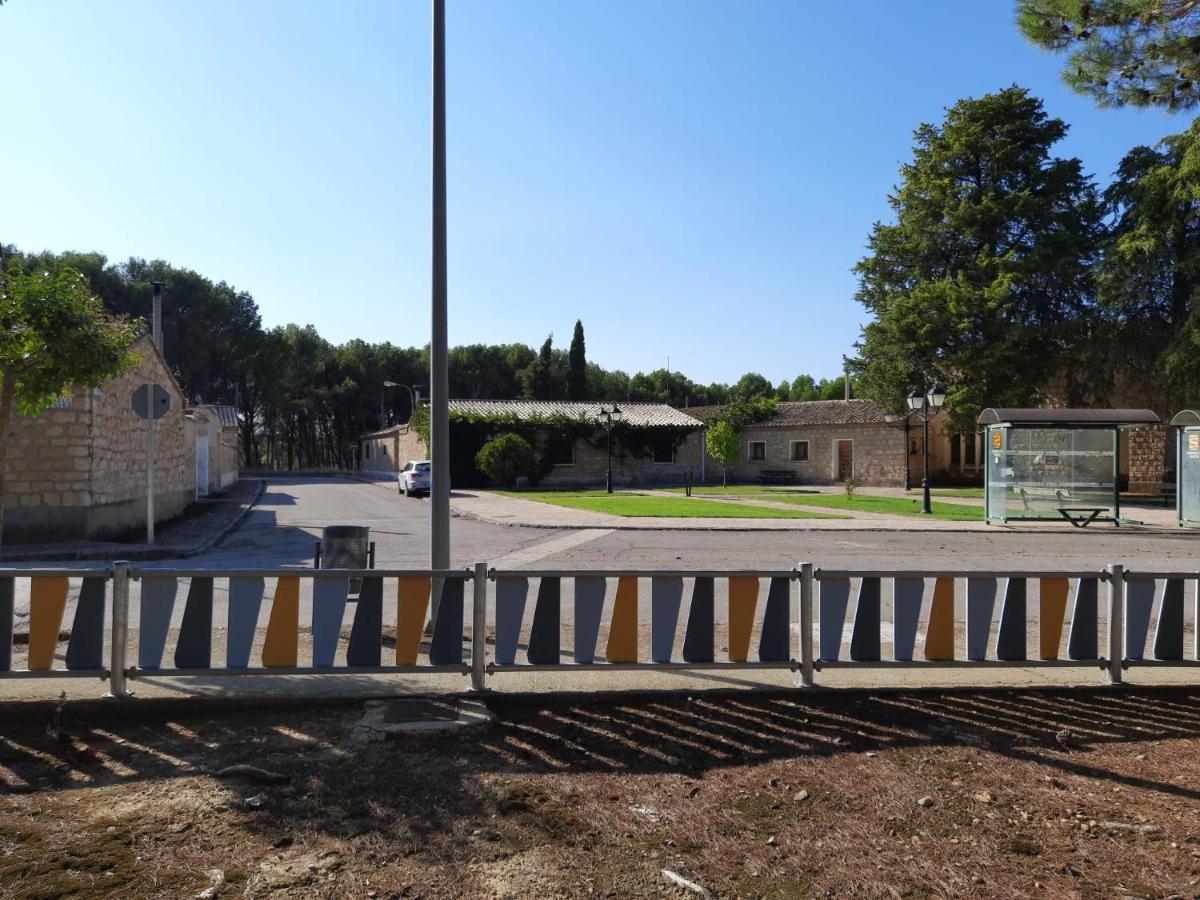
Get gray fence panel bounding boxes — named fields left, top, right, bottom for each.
left=651, top=577, right=683, bottom=664
left=892, top=577, right=923, bottom=662
left=965, top=577, right=997, bottom=661
left=849, top=577, right=881, bottom=662
left=494, top=577, right=528, bottom=666
left=819, top=577, right=851, bottom=662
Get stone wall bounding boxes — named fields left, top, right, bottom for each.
left=3, top=336, right=193, bottom=542
left=540, top=430, right=703, bottom=488
left=702, top=423, right=905, bottom=486
left=1128, top=425, right=1169, bottom=494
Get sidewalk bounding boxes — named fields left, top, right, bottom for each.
left=448, top=488, right=1177, bottom=533
left=0, top=478, right=264, bottom=563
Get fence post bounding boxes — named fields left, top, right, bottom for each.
left=470, top=562, right=489, bottom=691
left=1106, top=563, right=1124, bottom=685
left=105, top=561, right=133, bottom=698
left=798, top=561, right=815, bottom=687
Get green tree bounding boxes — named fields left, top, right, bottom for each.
left=704, top=420, right=739, bottom=487
left=0, top=264, right=140, bottom=543
left=1017, top=0, right=1200, bottom=110
left=854, top=87, right=1103, bottom=430
left=567, top=320, right=587, bottom=400
left=1100, top=119, right=1200, bottom=408
left=475, top=432, right=537, bottom=488
left=731, top=372, right=774, bottom=401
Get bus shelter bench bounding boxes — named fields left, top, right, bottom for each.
left=1056, top=507, right=1115, bottom=528
left=759, top=470, right=796, bottom=485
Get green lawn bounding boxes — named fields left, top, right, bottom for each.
left=919, top=487, right=985, bottom=499
left=664, top=485, right=982, bottom=521
left=497, top=490, right=847, bottom=519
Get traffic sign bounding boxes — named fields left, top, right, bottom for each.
left=348, top=442, right=360, bottom=451
left=132, top=384, right=171, bottom=420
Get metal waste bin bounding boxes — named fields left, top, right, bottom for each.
left=314, top=525, right=375, bottom=594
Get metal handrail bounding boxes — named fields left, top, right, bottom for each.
left=489, top=568, right=798, bottom=579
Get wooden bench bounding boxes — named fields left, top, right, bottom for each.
left=759, top=469, right=796, bottom=485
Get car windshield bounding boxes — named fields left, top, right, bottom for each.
left=414, top=463, right=430, bottom=473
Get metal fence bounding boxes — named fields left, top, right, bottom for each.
left=1, top=561, right=1197, bottom=697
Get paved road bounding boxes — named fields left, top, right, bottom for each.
left=7, top=476, right=1200, bottom=700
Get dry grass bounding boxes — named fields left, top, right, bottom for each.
left=1, top=687, right=1199, bottom=898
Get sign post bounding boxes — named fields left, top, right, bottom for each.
left=133, top=384, right=170, bottom=544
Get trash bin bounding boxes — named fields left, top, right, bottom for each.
left=315, top=525, right=374, bottom=594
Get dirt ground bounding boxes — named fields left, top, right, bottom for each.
left=1, top=687, right=1198, bottom=899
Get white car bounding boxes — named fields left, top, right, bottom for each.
left=398, top=460, right=431, bottom=497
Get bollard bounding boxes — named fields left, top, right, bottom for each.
left=105, top=561, right=133, bottom=698
left=470, top=562, right=489, bottom=691
left=798, top=561, right=815, bottom=687
left=1106, top=563, right=1124, bottom=685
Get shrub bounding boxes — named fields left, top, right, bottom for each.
left=475, top=433, right=537, bottom=488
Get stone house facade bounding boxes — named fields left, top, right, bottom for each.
left=359, top=422, right=426, bottom=479
left=3, top=335, right=238, bottom=543
left=689, top=400, right=908, bottom=486
left=186, top=404, right=240, bottom=496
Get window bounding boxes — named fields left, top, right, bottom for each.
left=748, top=441, right=766, bottom=462
left=910, top=439, right=918, bottom=456
left=382, top=445, right=388, bottom=457
left=790, top=440, right=809, bottom=462
left=949, top=436, right=961, bottom=466
left=545, top=432, right=575, bottom=466
left=651, top=435, right=675, bottom=464
left=365, top=444, right=371, bottom=460
left=965, top=436, right=976, bottom=466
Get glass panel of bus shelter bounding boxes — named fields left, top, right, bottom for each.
left=986, top=426, right=1010, bottom=522
left=1180, top=427, right=1200, bottom=526
left=1004, top=427, right=1116, bottom=520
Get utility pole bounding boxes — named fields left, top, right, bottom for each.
left=147, top=282, right=164, bottom=543
left=429, top=0, right=450, bottom=618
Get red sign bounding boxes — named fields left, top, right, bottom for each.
left=348, top=442, right=359, bottom=451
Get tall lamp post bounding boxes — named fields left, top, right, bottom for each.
left=906, top=384, right=946, bottom=514
left=383, top=381, right=421, bottom=426
left=599, top=405, right=622, bottom=494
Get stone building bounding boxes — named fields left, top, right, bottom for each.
left=186, top=404, right=240, bottom=495
left=3, top=335, right=238, bottom=543
left=359, top=400, right=705, bottom=488
left=689, top=399, right=908, bottom=486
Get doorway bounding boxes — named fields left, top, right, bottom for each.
left=836, top=440, right=853, bottom=481
left=196, top=435, right=210, bottom=498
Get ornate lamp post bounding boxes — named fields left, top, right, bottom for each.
left=906, top=384, right=946, bottom=514
left=599, top=405, right=622, bottom=494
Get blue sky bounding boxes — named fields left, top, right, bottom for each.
left=0, top=1, right=1188, bottom=386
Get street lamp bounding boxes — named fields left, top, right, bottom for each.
left=906, top=384, right=946, bottom=514
left=598, top=405, right=622, bottom=494
left=383, top=381, right=420, bottom=425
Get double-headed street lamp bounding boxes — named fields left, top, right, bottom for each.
left=906, top=384, right=946, bottom=514
left=598, top=405, right=622, bottom=494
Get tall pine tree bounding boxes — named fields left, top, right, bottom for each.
left=854, top=87, right=1103, bottom=430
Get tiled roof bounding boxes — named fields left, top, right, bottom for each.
left=216, top=405, right=238, bottom=428
left=678, top=399, right=895, bottom=428
left=754, top=399, right=895, bottom=428
left=449, top=400, right=703, bottom=428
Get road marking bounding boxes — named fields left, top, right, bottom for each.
left=490, top=529, right=614, bottom=570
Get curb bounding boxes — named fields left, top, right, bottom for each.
left=447, top=506, right=1173, bottom=536
left=0, top=479, right=266, bottom=563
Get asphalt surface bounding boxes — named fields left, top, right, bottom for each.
left=6, top=476, right=1199, bottom=700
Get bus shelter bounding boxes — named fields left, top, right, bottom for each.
left=1170, top=410, right=1200, bottom=526
left=978, top=408, right=1161, bottom=526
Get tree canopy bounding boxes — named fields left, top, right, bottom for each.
left=853, top=86, right=1103, bottom=431
left=1100, top=118, right=1200, bottom=406
left=1017, top=0, right=1200, bottom=110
